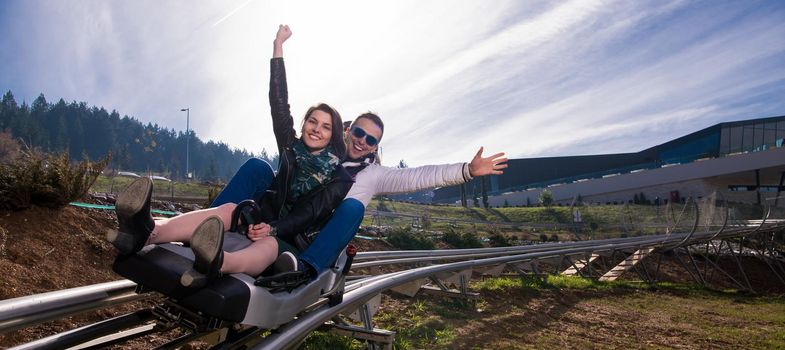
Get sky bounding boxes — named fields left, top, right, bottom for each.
left=1, top=1, right=784, bottom=166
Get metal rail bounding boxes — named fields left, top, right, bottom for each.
left=0, top=280, right=144, bottom=334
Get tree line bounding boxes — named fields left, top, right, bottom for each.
left=0, top=91, right=278, bottom=182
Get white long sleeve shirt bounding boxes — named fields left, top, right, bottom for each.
left=345, top=162, right=472, bottom=207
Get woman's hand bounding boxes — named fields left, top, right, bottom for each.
left=275, top=24, right=292, bottom=44
left=273, top=24, right=291, bottom=58
left=248, top=223, right=272, bottom=241
left=468, top=147, right=508, bottom=177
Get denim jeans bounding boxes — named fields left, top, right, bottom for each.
left=210, top=158, right=274, bottom=207
left=210, top=157, right=363, bottom=274
left=299, top=198, right=364, bottom=274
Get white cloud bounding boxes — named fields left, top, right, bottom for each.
left=375, top=1, right=785, bottom=165
left=2, top=0, right=784, bottom=168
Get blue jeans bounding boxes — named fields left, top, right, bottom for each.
left=300, top=198, right=364, bottom=274
left=210, top=157, right=363, bottom=274
left=211, top=158, right=274, bottom=207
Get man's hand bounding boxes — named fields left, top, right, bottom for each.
left=468, top=147, right=508, bottom=177
left=248, top=223, right=272, bottom=241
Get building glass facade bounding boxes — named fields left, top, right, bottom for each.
left=433, top=115, right=785, bottom=204
left=719, top=116, right=785, bottom=155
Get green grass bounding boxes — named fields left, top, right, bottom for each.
left=301, top=331, right=363, bottom=350
left=604, top=291, right=785, bottom=348
left=367, top=198, right=766, bottom=238
left=474, top=275, right=552, bottom=291
left=473, top=275, right=785, bottom=349
left=473, top=274, right=752, bottom=294
left=90, top=174, right=214, bottom=198
left=303, top=276, right=785, bottom=349
left=366, top=199, right=679, bottom=238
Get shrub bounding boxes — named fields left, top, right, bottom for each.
left=539, top=189, right=554, bottom=207
left=0, top=129, right=21, bottom=164
left=385, top=227, right=435, bottom=250
left=421, top=213, right=432, bottom=230
left=0, top=148, right=110, bottom=210
left=442, top=228, right=482, bottom=249
left=488, top=231, right=512, bottom=247
left=205, top=182, right=224, bottom=207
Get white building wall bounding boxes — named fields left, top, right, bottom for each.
left=488, top=146, right=785, bottom=207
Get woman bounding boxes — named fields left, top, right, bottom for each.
left=108, top=24, right=353, bottom=288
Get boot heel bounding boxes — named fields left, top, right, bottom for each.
left=181, top=216, right=225, bottom=288
left=113, top=177, right=155, bottom=255
left=107, top=230, right=135, bottom=255
left=180, top=268, right=208, bottom=288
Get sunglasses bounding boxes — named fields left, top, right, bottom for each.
left=350, top=126, right=379, bottom=146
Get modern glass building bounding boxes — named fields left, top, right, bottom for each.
left=432, top=115, right=785, bottom=204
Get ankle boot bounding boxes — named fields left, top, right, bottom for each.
left=181, top=216, right=225, bottom=288
left=273, top=251, right=298, bottom=273
left=108, top=177, right=155, bottom=255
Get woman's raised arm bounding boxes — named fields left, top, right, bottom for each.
left=269, top=24, right=296, bottom=150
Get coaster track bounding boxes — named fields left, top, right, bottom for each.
left=2, top=200, right=784, bottom=349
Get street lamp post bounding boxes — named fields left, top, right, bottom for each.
left=180, top=108, right=190, bottom=180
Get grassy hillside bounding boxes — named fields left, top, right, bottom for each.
left=365, top=199, right=685, bottom=242
left=303, top=276, right=785, bottom=349
left=90, top=175, right=216, bottom=200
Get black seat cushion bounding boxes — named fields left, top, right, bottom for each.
left=112, top=233, right=254, bottom=322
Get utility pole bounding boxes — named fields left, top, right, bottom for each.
left=180, top=108, right=190, bottom=180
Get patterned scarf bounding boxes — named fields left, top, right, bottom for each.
left=289, top=139, right=340, bottom=201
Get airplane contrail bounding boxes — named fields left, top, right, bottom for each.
left=212, top=0, right=254, bottom=27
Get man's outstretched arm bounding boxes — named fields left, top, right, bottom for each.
left=347, top=147, right=507, bottom=206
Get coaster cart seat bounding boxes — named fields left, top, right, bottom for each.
left=112, top=232, right=349, bottom=330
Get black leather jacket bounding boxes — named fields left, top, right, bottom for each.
left=255, top=57, right=353, bottom=250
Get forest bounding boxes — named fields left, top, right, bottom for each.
left=0, top=91, right=278, bottom=182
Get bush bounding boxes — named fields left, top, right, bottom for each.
left=539, top=189, right=554, bottom=207
left=442, top=228, right=482, bottom=249
left=385, top=227, right=435, bottom=250
left=0, top=148, right=110, bottom=210
left=0, top=129, right=21, bottom=164
left=205, top=182, right=225, bottom=207
left=421, top=213, right=432, bottom=230
left=488, top=231, right=512, bottom=247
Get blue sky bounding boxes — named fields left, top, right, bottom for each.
left=1, top=1, right=784, bottom=166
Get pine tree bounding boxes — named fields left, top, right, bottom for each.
left=0, top=90, right=277, bottom=181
